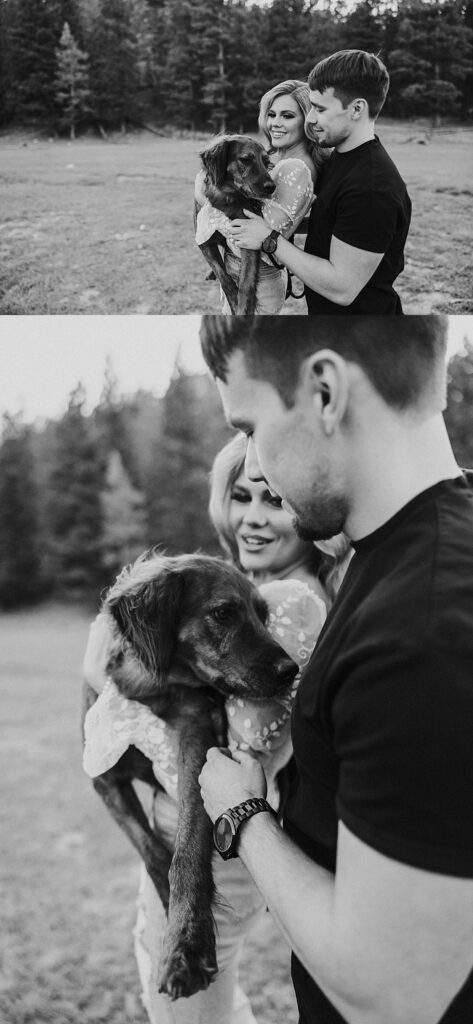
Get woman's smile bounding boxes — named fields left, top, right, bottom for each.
left=229, top=471, right=314, bottom=582
left=240, top=532, right=275, bottom=549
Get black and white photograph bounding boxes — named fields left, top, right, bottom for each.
left=1, top=1, right=473, bottom=1023
left=1, top=314, right=473, bottom=1024
left=0, top=0, right=472, bottom=314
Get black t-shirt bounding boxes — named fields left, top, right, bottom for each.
left=284, top=475, right=473, bottom=1024
left=304, top=136, right=411, bottom=315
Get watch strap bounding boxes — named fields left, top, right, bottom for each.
left=227, top=796, right=273, bottom=825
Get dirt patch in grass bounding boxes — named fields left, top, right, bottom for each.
left=0, top=122, right=471, bottom=315
left=0, top=604, right=297, bottom=1024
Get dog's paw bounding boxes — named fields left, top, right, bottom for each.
left=158, top=921, right=217, bottom=1000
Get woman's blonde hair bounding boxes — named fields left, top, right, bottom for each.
left=209, top=433, right=248, bottom=569
left=258, top=79, right=326, bottom=177
left=208, top=433, right=350, bottom=599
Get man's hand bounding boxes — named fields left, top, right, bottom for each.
left=198, top=747, right=268, bottom=822
left=229, top=211, right=270, bottom=250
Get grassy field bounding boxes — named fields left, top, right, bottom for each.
left=0, top=604, right=297, bottom=1024
left=0, top=122, right=472, bottom=315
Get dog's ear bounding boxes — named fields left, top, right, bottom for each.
left=107, top=566, right=184, bottom=682
left=200, top=135, right=232, bottom=187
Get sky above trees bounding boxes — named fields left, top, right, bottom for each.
left=0, top=315, right=470, bottom=421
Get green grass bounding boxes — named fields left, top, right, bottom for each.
left=0, top=603, right=297, bottom=1024
left=0, top=122, right=471, bottom=314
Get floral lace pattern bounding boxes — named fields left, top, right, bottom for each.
left=195, top=158, right=314, bottom=263
left=82, top=578, right=326, bottom=800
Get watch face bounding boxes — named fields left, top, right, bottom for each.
left=214, top=814, right=235, bottom=853
left=263, top=236, right=277, bottom=254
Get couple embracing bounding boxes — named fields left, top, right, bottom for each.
left=196, top=49, right=411, bottom=315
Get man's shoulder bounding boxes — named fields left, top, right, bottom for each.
left=353, top=476, right=473, bottom=654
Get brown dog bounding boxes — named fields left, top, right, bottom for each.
left=194, top=134, right=277, bottom=314
left=82, top=551, right=297, bottom=1000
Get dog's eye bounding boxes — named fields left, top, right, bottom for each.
left=208, top=605, right=232, bottom=623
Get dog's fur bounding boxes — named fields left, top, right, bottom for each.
left=82, top=552, right=297, bottom=1000
left=195, top=134, right=277, bottom=315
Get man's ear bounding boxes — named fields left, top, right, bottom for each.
left=351, top=97, right=368, bottom=120
left=302, top=350, right=349, bottom=435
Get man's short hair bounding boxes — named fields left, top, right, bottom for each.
left=200, top=315, right=448, bottom=412
left=308, top=49, right=389, bottom=119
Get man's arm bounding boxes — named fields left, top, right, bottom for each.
left=228, top=213, right=383, bottom=306
left=199, top=749, right=473, bottom=1024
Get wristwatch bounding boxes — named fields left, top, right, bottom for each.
left=213, top=797, right=273, bottom=860
left=261, top=229, right=280, bottom=255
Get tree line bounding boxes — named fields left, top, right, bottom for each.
left=1, top=343, right=473, bottom=612
left=1, top=0, right=472, bottom=138
left=0, top=365, right=231, bottom=609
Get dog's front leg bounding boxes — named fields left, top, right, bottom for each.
left=93, top=772, right=173, bottom=910
left=198, top=239, right=239, bottom=314
left=237, top=249, right=260, bottom=314
left=158, top=709, right=218, bottom=1000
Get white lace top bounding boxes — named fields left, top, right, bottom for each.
left=195, top=158, right=314, bottom=264
left=83, top=578, right=326, bottom=802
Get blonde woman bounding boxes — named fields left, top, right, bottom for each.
left=195, top=80, right=325, bottom=314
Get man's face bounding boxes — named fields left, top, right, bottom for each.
left=217, top=350, right=348, bottom=542
left=306, top=87, right=354, bottom=149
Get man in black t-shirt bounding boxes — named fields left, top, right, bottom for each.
left=199, top=315, right=473, bottom=1024
left=229, top=51, right=411, bottom=314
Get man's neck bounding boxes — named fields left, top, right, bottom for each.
left=336, top=121, right=375, bottom=153
left=346, top=414, right=461, bottom=542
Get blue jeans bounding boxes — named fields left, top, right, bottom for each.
left=221, top=252, right=287, bottom=314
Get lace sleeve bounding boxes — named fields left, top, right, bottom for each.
left=262, top=159, right=314, bottom=237
left=226, top=579, right=326, bottom=754
left=83, top=678, right=180, bottom=800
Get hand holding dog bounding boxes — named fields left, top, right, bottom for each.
left=229, top=211, right=271, bottom=250
left=199, top=747, right=268, bottom=822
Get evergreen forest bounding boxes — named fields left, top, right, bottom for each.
left=1, top=0, right=472, bottom=137
left=1, top=342, right=473, bottom=610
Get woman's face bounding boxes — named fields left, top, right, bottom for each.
left=229, top=470, right=311, bottom=577
left=266, top=93, right=305, bottom=150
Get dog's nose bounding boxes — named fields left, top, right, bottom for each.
left=275, top=656, right=298, bottom=688
left=263, top=181, right=276, bottom=194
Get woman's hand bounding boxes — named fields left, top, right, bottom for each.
left=198, top=747, right=268, bottom=822
left=229, top=211, right=271, bottom=250
left=83, top=612, right=113, bottom=694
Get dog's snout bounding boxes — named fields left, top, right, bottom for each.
left=263, top=180, right=276, bottom=194
left=275, top=656, right=298, bottom=687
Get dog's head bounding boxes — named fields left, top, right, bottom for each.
left=200, top=134, right=276, bottom=208
left=105, top=551, right=297, bottom=702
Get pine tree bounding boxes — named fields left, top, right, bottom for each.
left=87, top=0, right=142, bottom=131
left=0, top=414, right=44, bottom=608
left=4, top=0, right=63, bottom=122
left=342, top=1, right=387, bottom=58
left=54, top=22, right=90, bottom=138
left=388, top=0, right=473, bottom=122
left=2, top=0, right=85, bottom=124
left=48, top=384, right=105, bottom=598
left=193, top=0, right=230, bottom=132
left=161, top=0, right=204, bottom=129
left=100, top=449, right=148, bottom=578
left=147, top=368, right=230, bottom=555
